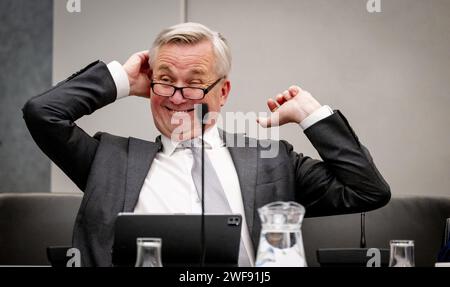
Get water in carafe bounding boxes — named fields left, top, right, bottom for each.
left=255, top=201, right=307, bottom=267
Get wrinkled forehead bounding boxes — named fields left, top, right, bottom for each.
left=153, top=41, right=218, bottom=77
left=155, top=63, right=209, bottom=77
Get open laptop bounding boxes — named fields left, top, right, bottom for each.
left=112, top=213, right=242, bottom=267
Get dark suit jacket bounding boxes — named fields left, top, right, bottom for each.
left=23, top=61, right=391, bottom=266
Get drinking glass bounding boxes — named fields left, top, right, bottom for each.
left=135, top=238, right=163, bottom=267
left=389, top=240, right=414, bottom=267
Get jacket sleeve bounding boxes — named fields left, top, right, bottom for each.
left=288, top=110, right=391, bottom=217
left=22, top=61, right=118, bottom=191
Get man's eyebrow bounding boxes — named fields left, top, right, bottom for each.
left=189, top=68, right=207, bottom=76
left=155, top=64, right=172, bottom=73
left=155, top=65, right=208, bottom=77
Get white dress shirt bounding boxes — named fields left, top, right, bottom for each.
left=133, top=125, right=257, bottom=265
left=106, top=61, right=334, bottom=266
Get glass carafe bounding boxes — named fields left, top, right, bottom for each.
left=255, top=201, right=307, bottom=267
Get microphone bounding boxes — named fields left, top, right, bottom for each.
left=317, top=212, right=391, bottom=266
left=360, top=213, right=367, bottom=248
left=195, top=103, right=209, bottom=267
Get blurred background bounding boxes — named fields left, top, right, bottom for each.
left=1, top=0, right=450, bottom=197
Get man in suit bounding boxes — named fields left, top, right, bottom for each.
left=23, top=22, right=390, bottom=267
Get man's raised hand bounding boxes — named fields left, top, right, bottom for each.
left=123, top=51, right=152, bottom=97
left=257, top=85, right=322, bottom=128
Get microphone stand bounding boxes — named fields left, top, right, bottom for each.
left=360, top=213, right=366, bottom=249
left=200, top=117, right=206, bottom=266
left=198, top=104, right=208, bottom=267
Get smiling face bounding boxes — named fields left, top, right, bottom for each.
left=150, top=40, right=230, bottom=140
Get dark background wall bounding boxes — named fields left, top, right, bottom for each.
left=0, top=0, right=53, bottom=193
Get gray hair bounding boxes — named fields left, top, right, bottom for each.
left=149, top=22, right=231, bottom=77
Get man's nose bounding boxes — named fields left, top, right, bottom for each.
left=169, top=89, right=187, bottom=105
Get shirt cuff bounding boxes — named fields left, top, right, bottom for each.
left=299, top=105, right=334, bottom=130
left=107, top=61, right=130, bottom=99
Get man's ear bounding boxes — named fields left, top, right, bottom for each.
left=220, top=79, right=231, bottom=106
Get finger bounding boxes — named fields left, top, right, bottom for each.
left=128, top=50, right=147, bottom=62
left=257, top=112, right=280, bottom=128
left=137, top=50, right=149, bottom=58
left=288, top=85, right=301, bottom=97
left=282, top=90, right=292, bottom=101
left=267, top=98, right=279, bottom=112
left=134, top=51, right=149, bottom=65
left=256, top=116, right=269, bottom=128
left=276, top=93, right=286, bottom=105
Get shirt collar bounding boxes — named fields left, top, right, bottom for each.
left=160, top=125, right=224, bottom=156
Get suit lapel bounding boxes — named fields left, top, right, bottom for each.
left=123, top=136, right=162, bottom=212
left=123, top=131, right=258, bottom=242
left=221, top=131, right=258, bottom=243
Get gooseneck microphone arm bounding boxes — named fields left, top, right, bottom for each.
left=196, top=103, right=209, bottom=267
left=360, top=213, right=366, bottom=248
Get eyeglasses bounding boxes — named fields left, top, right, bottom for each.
left=150, top=77, right=224, bottom=100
